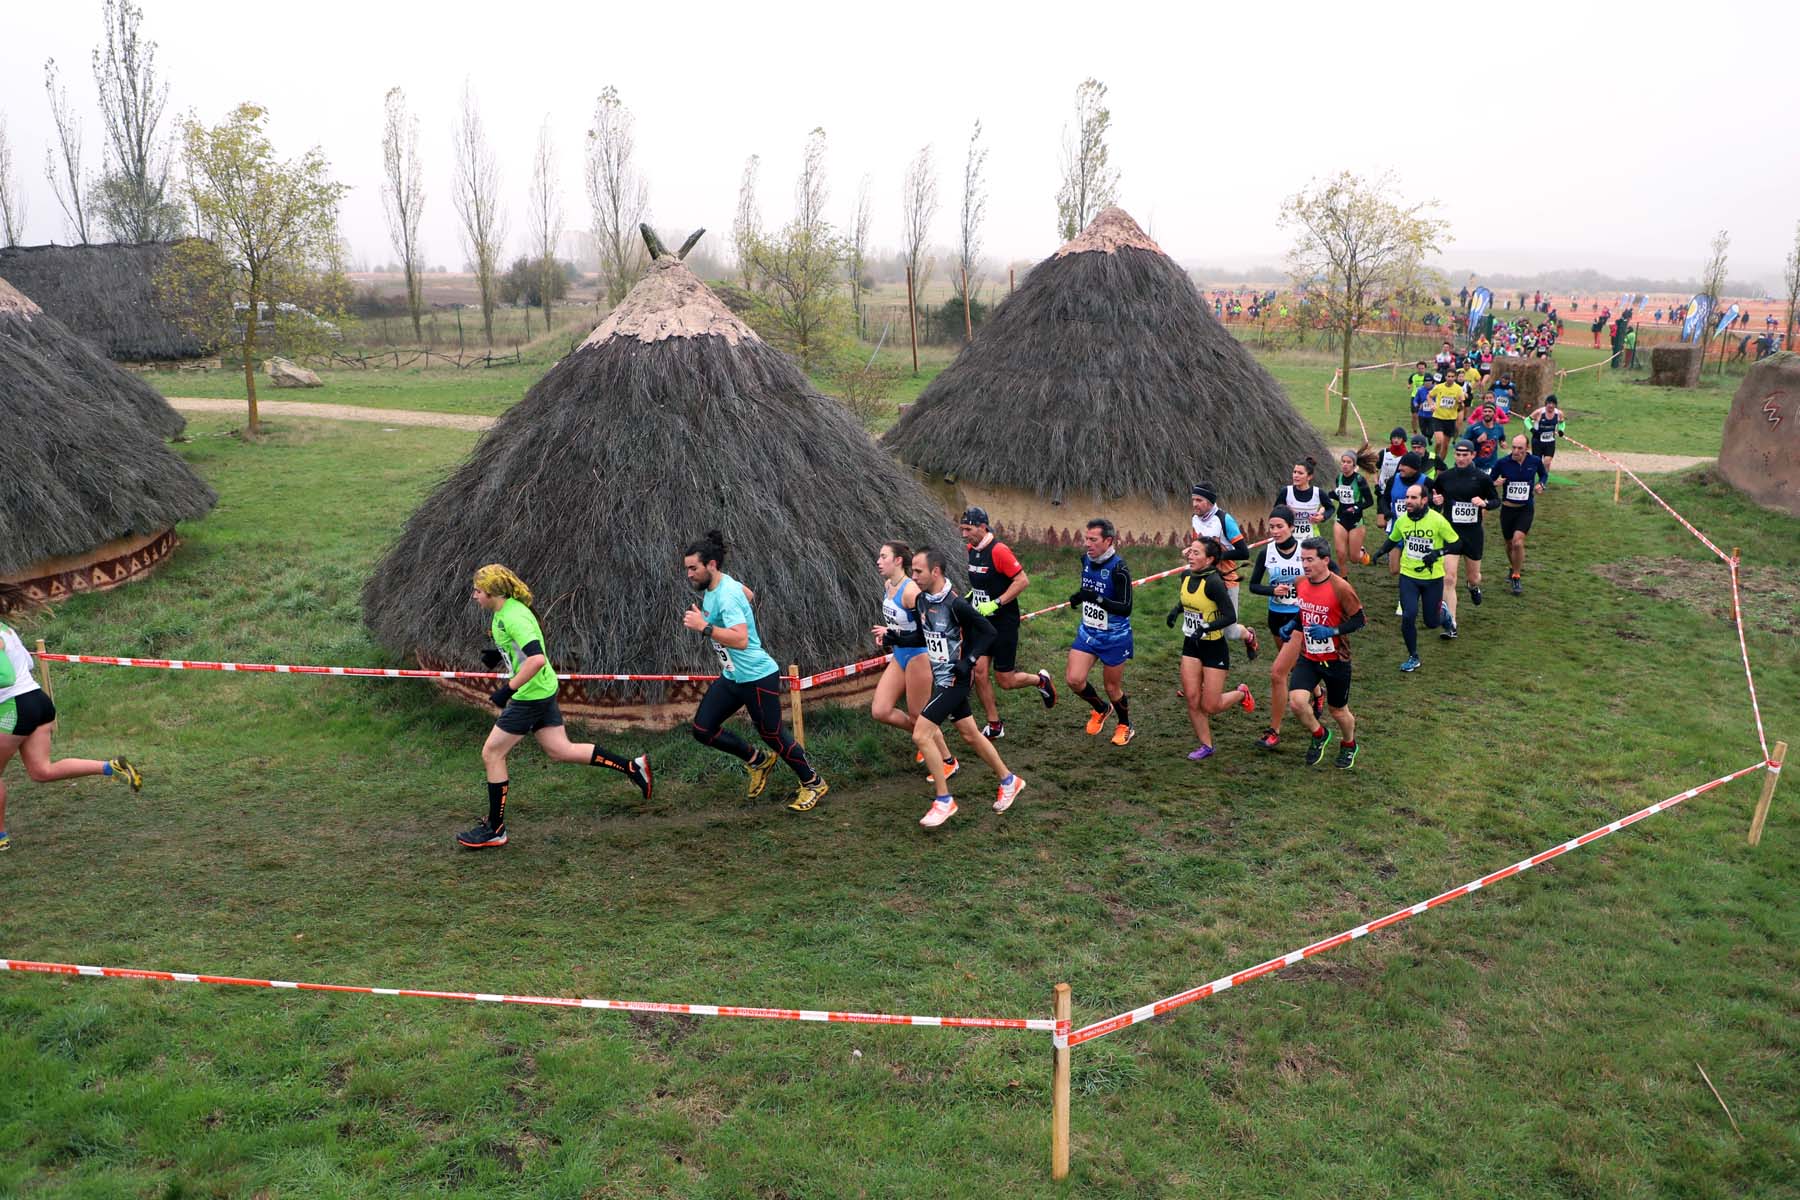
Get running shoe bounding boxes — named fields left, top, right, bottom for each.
left=1256, top=727, right=1280, bottom=750
left=788, top=776, right=830, bottom=812
left=1469, top=585, right=1483, bottom=606
left=1111, top=723, right=1134, bottom=747
left=1395, top=601, right=1405, bottom=616
left=925, top=755, right=961, bottom=782
left=1188, top=744, right=1215, bottom=761
left=1084, top=706, right=1112, bottom=736
left=1441, top=604, right=1458, bottom=639
left=1510, top=574, right=1523, bottom=596
left=1400, top=655, right=1422, bottom=673
left=627, top=755, right=653, bottom=802
left=1242, top=629, right=1259, bottom=662
left=456, top=820, right=507, bottom=849
left=919, top=796, right=958, bottom=828
left=914, top=750, right=924, bottom=764
left=980, top=721, right=1005, bottom=740
left=0, top=831, right=10, bottom=851
left=1311, top=691, right=1324, bottom=720
left=745, top=748, right=779, bottom=799
left=108, top=757, right=142, bottom=792
left=993, top=774, right=1026, bottom=813
left=1358, top=551, right=1373, bottom=566
left=1334, top=742, right=1359, bottom=770
left=1305, top=727, right=1335, bottom=767
left=1237, top=683, right=1255, bottom=713
left=1036, top=670, right=1057, bottom=708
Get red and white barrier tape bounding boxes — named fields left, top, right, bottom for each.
left=1561, top=434, right=1729, bottom=562
left=1059, top=759, right=1770, bottom=1048
left=1727, top=556, right=1773, bottom=762
left=0, top=958, right=1055, bottom=1033
left=1324, top=370, right=1372, bottom=445
left=1554, top=351, right=1620, bottom=381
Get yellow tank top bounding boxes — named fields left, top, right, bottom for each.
left=1179, top=570, right=1225, bottom=641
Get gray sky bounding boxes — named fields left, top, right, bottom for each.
left=5, top=0, right=1797, bottom=286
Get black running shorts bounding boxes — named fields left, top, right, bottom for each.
left=1181, top=635, right=1230, bottom=670
left=495, top=695, right=564, bottom=735
left=1289, top=657, right=1352, bottom=710
left=983, top=613, right=1021, bottom=674
left=921, top=683, right=974, bottom=726
left=0, top=688, right=56, bottom=739
left=1448, top=520, right=1484, bottom=561
left=1500, top=506, right=1534, bottom=540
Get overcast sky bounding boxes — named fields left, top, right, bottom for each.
left=5, top=0, right=1797, bottom=286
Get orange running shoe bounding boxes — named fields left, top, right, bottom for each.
left=1084, top=707, right=1111, bottom=736
left=1237, top=683, right=1256, bottom=713
left=1110, top=723, right=1135, bottom=747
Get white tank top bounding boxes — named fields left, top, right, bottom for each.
left=1283, top=485, right=1323, bottom=536
left=0, top=625, right=42, bottom=704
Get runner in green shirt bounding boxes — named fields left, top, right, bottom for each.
left=457, top=564, right=650, bottom=850
left=1371, top=484, right=1463, bottom=673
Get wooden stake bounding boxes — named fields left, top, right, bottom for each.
left=788, top=664, right=806, bottom=747
left=1613, top=468, right=1622, bottom=504
left=962, top=267, right=973, bottom=343
left=1052, top=982, right=1071, bottom=1180
left=1748, top=740, right=1786, bottom=847
left=1009, top=267, right=1015, bottom=296
left=35, top=638, right=52, bottom=702
left=905, top=267, right=919, bottom=375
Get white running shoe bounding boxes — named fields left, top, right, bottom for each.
left=993, top=774, right=1026, bottom=813
left=919, top=796, right=958, bottom=828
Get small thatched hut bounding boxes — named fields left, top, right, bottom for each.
left=0, top=241, right=211, bottom=362
left=362, top=227, right=959, bottom=728
left=882, top=207, right=1329, bottom=544
left=0, top=276, right=217, bottom=611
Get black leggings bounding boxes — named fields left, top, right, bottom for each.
left=691, top=673, right=816, bottom=783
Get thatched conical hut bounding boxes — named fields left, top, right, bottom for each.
left=362, top=227, right=959, bottom=728
left=882, top=207, right=1330, bottom=545
left=0, top=242, right=212, bottom=362
left=0, top=275, right=217, bottom=611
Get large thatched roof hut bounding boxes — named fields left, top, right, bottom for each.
left=363, top=228, right=959, bottom=728
left=0, top=241, right=211, bottom=362
left=882, top=207, right=1330, bottom=544
left=0, top=276, right=216, bottom=611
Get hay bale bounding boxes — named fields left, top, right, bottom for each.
left=1488, top=355, right=1555, bottom=409
left=1650, top=344, right=1703, bottom=388
left=1717, top=351, right=1800, bottom=517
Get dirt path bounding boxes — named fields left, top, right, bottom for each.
left=170, top=399, right=1712, bottom=476
left=168, top=397, right=496, bottom=432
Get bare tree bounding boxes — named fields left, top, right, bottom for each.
left=732, top=153, right=760, bottom=291
left=1695, top=228, right=1730, bottom=370
left=1783, top=220, right=1800, bottom=351
left=848, top=173, right=872, bottom=335
left=747, top=128, right=846, bottom=371
left=450, top=80, right=506, bottom=345
left=90, top=0, right=180, bottom=241
left=956, top=120, right=987, bottom=303
left=0, top=114, right=26, bottom=246
left=899, top=144, right=937, bottom=320
left=1281, top=169, right=1449, bottom=436
left=584, top=86, right=649, bottom=307
left=379, top=87, right=426, bottom=340
left=527, top=116, right=563, bottom=330
left=1055, top=78, right=1119, bottom=241
left=42, top=58, right=93, bottom=243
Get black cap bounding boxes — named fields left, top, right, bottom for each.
left=1389, top=426, right=1408, bottom=441
left=1454, top=438, right=1476, bottom=452
left=959, top=506, right=989, bottom=526
left=1409, top=433, right=1428, bottom=446
left=1190, top=481, right=1218, bottom=503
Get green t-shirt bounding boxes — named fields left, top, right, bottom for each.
left=490, top=597, right=559, bottom=701
left=1386, top=509, right=1458, bottom=580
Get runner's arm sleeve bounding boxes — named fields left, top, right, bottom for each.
left=950, top=595, right=996, bottom=662
left=1247, top=553, right=1274, bottom=595
left=1096, top=562, right=1133, bottom=615
left=1203, top=573, right=1236, bottom=629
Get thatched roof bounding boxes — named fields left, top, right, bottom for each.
left=0, top=275, right=188, bottom=439
left=882, top=206, right=1329, bottom=506
left=0, top=276, right=217, bottom=577
left=362, top=229, right=959, bottom=679
left=0, top=241, right=211, bottom=361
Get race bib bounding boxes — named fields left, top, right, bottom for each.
left=1404, top=533, right=1435, bottom=561
left=712, top=640, right=733, bottom=672
left=1181, top=611, right=1204, bottom=638
left=1335, top=485, right=1355, bottom=503
left=1394, top=497, right=1407, bottom=517
left=1535, top=430, right=1554, bottom=445
left=1293, top=517, right=1314, bottom=538
left=924, top=631, right=951, bottom=664
left=1451, top=501, right=1478, bottom=523
left=1305, top=631, right=1335, bottom=656
left=1506, top=481, right=1532, bottom=502
left=1081, top=601, right=1109, bottom=631
left=970, top=588, right=990, bottom=606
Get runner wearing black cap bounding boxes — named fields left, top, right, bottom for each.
left=959, top=507, right=1055, bottom=740
left=1431, top=438, right=1498, bottom=626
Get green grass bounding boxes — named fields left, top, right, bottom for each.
left=2, top=416, right=1796, bottom=1196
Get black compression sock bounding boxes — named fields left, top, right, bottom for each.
left=589, top=745, right=628, bottom=772
left=1075, top=682, right=1109, bottom=714
left=1113, top=695, right=1131, bottom=727
left=487, top=780, right=508, bottom=829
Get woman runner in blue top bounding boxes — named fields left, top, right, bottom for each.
left=869, top=540, right=953, bottom=773
left=1248, top=506, right=1307, bottom=750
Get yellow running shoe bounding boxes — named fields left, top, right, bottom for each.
left=1110, top=723, right=1135, bottom=747
left=108, top=758, right=143, bottom=792
left=788, top=776, right=829, bottom=812
left=745, top=748, right=778, bottom=799
left=1084, top=707, right=1111, bottom=736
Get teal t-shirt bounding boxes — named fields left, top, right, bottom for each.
left=702, top=574, right=778, bottom=682
left=490, top=597, right=559, bottom=701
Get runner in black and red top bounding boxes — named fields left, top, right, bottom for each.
left=1285, top=538, right=1365, bottom=769
left=960, top=507, right=1055, bottom=740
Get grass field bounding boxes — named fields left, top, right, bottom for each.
left=2, top=408, right=1796, bottom=1196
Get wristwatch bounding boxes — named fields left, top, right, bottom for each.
left=703, top=623, right=715, bottom=639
